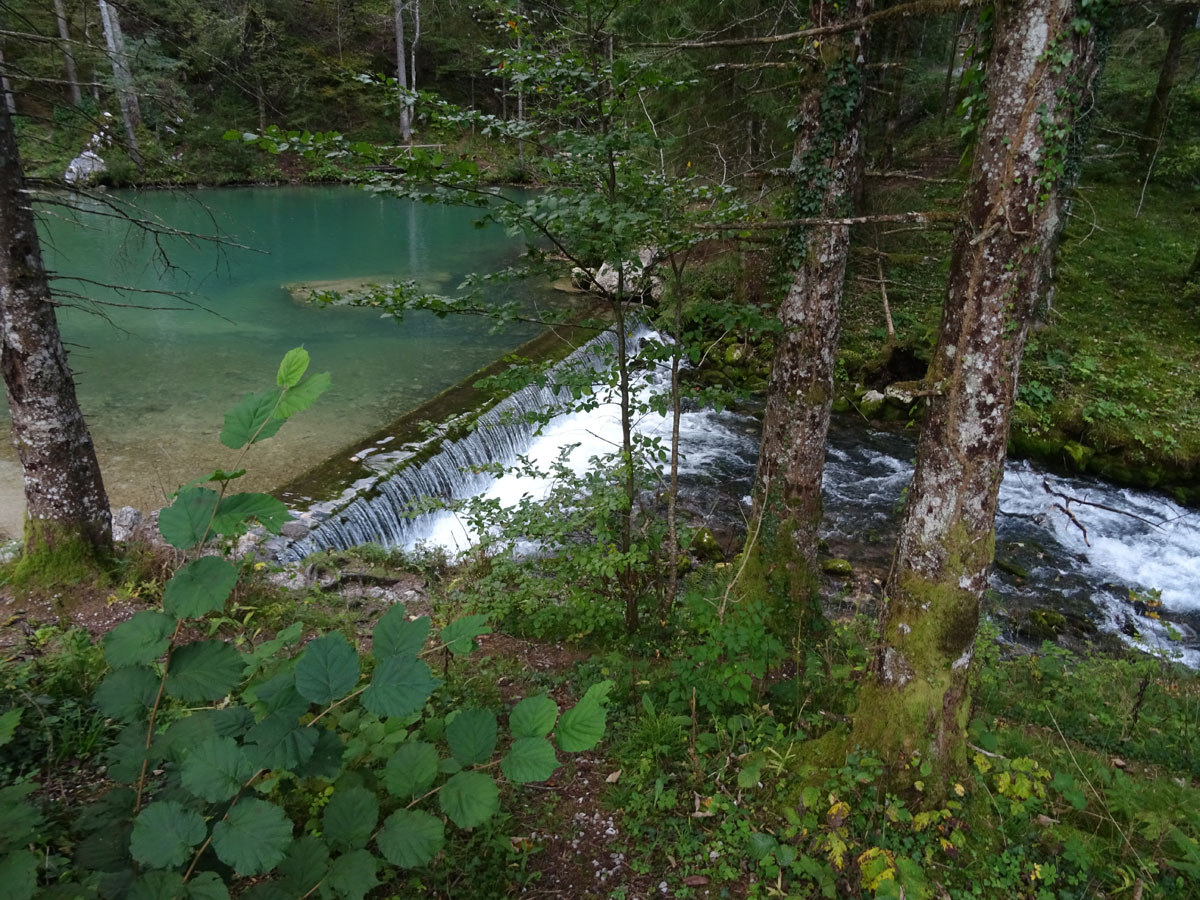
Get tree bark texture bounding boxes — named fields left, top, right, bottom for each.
left=749, top=0, right=871, bottom=623
left=857, top=0, right=1101, bottom=773
left=1139, top=4, right=1196, bottom=158
left=0, top=47, right=15, bottom=116
left=53, top=0, right=83, bottom=107
left=0, top=101, right=112, bottom=568
left=394, top=0, right=412, bottom=142
left=97, top=0, right=142, bottom=167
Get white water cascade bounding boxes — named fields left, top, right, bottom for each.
left=281, top=328, right=1200, bottom=665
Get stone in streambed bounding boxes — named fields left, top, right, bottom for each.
left=821, top=558, right=853, bottom=577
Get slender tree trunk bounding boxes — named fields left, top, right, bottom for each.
left=97, top=0, right=141, bottom=167
left=1139, top=5, right=1196, bottom=158
left=940, top=8, right=967, bottom=122
left=0, top=47, right=15, bottom=116
left=394, top=0, right=412, bottom=143
left=747, top=0, right=870, bottom=628
left=53, top=0, right=83, bottom=107
left=1190, top=240, right=1200, bottom=279
left=410, top=0, right=420, bottom=94
left=0, top=101, right=112, bottom=583
left=854, top=0, right=1101, bottom=780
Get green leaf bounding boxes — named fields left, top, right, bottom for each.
left=438, top=771, right=499, bottom=829
left=158, top=487, right=219, bottom=549
left=361, top=655, right=438, bottom=719
left=244, top=714, right=319, bottom=771
left=501, top=737, right=559, bottom=784
left=376, top=809, right=445, bottom=869
left=277, top=835, right=329, bottom=895
left=293, top=727, right=347, bottom=780
left=185, top=871, right=231, bottom=900
left=211, top=493, right=291, bottom=537
left=323, top=787, right=378, bottom=852
left=103, top=611, right=175, bottom=668
left=747, top=832, right=777, bottom=861
left=0, top=849, right=38, bottom=900
left=94, top=666, right=159, bottom=721
left=0, top=784, right=42, bottom=854
left=446, top=709, right=497, bottom=766
left=0, top=708, right=21, bottom=748
left=295, top=633, right=360, bottom=705
left=324, top=849, right=378, bottom=900
left=163, top=557, right=239, bottom=620
left=166, top=641, right=243, bottom=702
left=130, top=801, right=207, bottom=869
left=181, top=736, right=254, bottom=803
left=383, top=741, right=439, bottom=799
left=509, top=694, right=557, bottom=739
left=373, top=609, right=430, bottom=660
left=554, top=681, right=613, bottom=752
left=220, top=389, right=284, bottom=449
left=276, top=347, right=310, bottom=388
left=440, top=614, right=490, bottom=656
left=275, top=372, right=331, bottom=419
left=211, top=798, right=293, bottom=876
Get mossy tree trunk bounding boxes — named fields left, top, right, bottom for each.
left=854, top=0, right=1101, bottom=779
left=0, top=99, right=112, bottom=581
left=748, top=0, right=870, bottom=628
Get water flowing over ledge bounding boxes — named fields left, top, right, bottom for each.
left=273, top=328, right=1200, bottom=667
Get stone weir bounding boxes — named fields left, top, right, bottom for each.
left=268, top=313, right=618, bottom=561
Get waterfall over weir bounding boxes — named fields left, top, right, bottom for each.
left=280, top=327, right=646, bottom=561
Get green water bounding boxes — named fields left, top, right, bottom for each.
left=0, top=185, right=546, bottom=538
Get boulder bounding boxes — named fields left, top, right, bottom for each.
left=689, top=526, right=725, bottom=562
left=111, top=506, right=143, bottom=543
left=65, top=150, right=106, bottom=186
left=580, top=247, right=664, bottom=300
left=858, top=390, right=886, bottom=418
left=821, top=557, right=853, bottom=577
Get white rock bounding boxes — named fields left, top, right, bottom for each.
left=65, top=150, right=106, bottom=186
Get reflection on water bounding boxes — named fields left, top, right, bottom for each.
left=0, top=186, right=543, bottom=538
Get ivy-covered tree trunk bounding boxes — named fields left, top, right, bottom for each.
left=0, top=99, right=112, bottom=581
left=1139, top=4, right=1196, bottom=159
left=853, top=0, right=1101, bottom=777
left=747, top=0, right=870, bottom=626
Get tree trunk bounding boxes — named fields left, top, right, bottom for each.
left=0, top=100, right=112, bottom=583
left=53, top=0, right=83, bottom=107
left=747, top=0, right=870, bottom=628
left=854, top=0, right=1101, bottom=780
left=410, top=0, right=420, bottom=94
left=1190, top=240, right=1200, bottom=280
left=1139, top=5, right=1196, bottom=158
left=97, top=0, right=142, bottom=167
left=394, top=0, right=412, bottom=143
left=0, top=47, right=15, bottom=116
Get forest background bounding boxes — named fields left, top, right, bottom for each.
left=1, top=1, right=1199, bottom=899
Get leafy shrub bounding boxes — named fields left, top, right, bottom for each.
left=0, top=350, right=612, bottom=898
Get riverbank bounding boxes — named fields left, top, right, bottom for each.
left=834, top=171, right=1200, bottom=505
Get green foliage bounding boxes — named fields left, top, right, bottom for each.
left=0, top=350, right=611, bottom=897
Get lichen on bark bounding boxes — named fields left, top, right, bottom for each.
left=854, top=0, right=1103, bottom=784
left=1, top=92, right=113, bottom=587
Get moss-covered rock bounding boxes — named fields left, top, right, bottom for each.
left=1025, top=608, right=1067, bottom=641
left=821, top=557, right=853, bottom=577
left=690, top=527, right=725, bottom=562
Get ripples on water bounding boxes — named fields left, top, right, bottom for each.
left=287, top=328, right=1200, bottom=666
